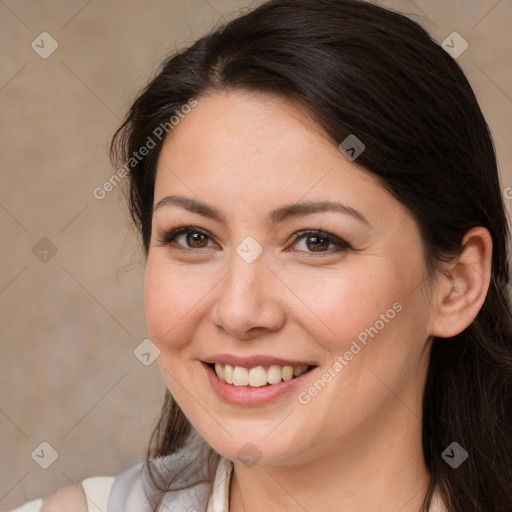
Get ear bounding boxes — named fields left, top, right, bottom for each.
left=429, top=226, right=493, bottom=338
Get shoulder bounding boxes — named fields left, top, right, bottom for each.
left=40, top=483, right=88, bottom=512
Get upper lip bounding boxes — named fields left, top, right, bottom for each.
left=202, top=354, right=317, bottom=368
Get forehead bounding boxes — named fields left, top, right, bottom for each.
left=156, top=91, right=372, bottom=184
left=158, top=90, right=337, bottom=171
left=153, top=90, right=404, bottom=232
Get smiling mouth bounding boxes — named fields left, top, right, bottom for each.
left=206, top=362, right=316, bottom=388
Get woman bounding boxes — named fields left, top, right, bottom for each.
left=10, top=0, right=512, bottom=511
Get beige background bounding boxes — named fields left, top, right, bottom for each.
left=1, top=0, right=511, bottom=508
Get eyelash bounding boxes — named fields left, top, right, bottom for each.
left=156, top=226, right=352, bottom=256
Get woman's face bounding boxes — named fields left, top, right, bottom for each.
left=144, top=90, right=435, bottom=466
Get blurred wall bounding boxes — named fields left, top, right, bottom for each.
left=1, top=0, right=511, bottom=508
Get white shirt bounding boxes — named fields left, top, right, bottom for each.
left=7, top=440, right=445, bottom=512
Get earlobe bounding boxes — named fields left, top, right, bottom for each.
left=429, top=226, right=493, bottom=339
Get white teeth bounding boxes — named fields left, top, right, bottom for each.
left=282, top=365, right=294, bottom=381
left=224, top=364, right=234, bottom=384
left=212, top=362, right=311, bottom=387
left=215, top=363, right=225, bottom=381
left=248, top=366, right=268, bottom=387
left=267, top=365, right=283, bottom=384
left=232, top=366, right=249, bottom=386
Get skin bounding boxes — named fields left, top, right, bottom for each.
left=144, top=90, right=492, bottom=512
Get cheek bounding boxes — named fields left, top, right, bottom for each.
left=286, top=266, right=393, bottom=347
left=143, top=256, right=206, bottom=353
left=287, top=260, right=425, bottom=377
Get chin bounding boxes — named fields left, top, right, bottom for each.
left=199, top=428, right=309, bottom=467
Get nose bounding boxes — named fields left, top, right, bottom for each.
left=210, top=250, right=286, bottom=341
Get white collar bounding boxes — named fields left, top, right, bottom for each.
left=206, top=457, right=233, bottom=512
left=203, top=457, right=448, bottom=512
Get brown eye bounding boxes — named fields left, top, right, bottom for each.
left=156, top=226, right=215, bottom=250
left=290, top=230, right=351, bottom=255
left=185, top=232, right=209, bottom=248
left=157, top=226, right=350, bottom=256
left=303, top=234, right=331, bottom=252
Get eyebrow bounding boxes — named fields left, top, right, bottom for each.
left=153, top=194, right=370, bottom=226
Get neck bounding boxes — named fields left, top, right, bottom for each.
left=228, top=402, right=432, bottom=512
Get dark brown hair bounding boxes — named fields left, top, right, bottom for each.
left=110, top=1, right=512, bottom=510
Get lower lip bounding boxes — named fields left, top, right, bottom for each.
left=202, top=362, right=316, bottom=406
